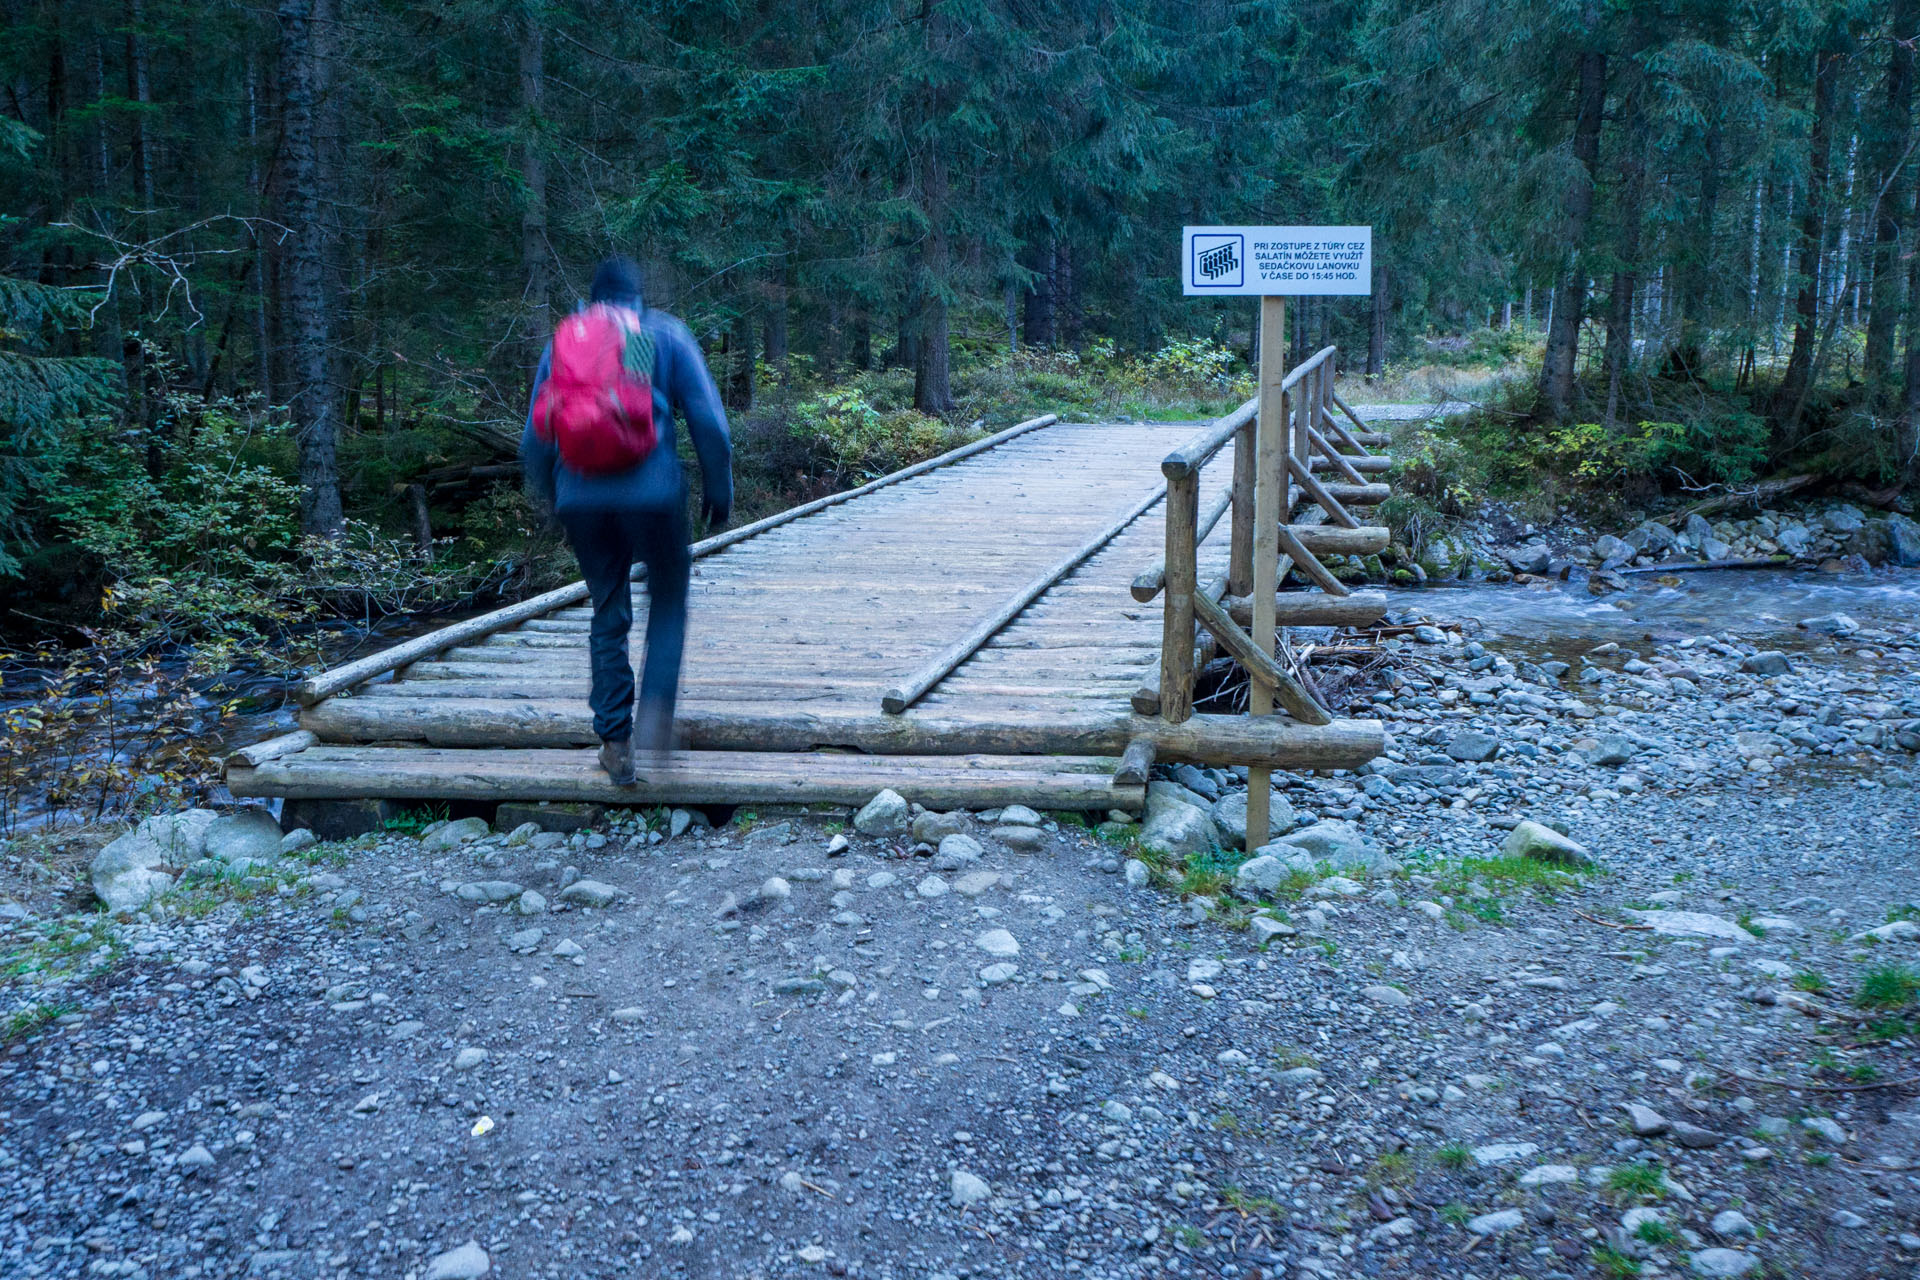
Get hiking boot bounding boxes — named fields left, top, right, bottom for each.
left=598, top=737, right=637, bottom=786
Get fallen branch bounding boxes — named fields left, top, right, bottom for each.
left=1574, top=909, right=1652, bottom=931
left=1712, top=1065, right=1920, bottom=1094
left=1660, top=474, right=1816, bottom=526
left=1616, top=557, right=1796, bottom=575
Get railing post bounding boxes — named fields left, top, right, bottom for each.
left=1159, top=468, right=1200, bottom=724
left=1245, top=295, right=1288, bottom=851
left=1228, top=418, right=1255, bottom=597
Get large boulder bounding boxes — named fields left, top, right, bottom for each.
left=1593, top=534, right=1634, bottom=568
left=1503, top=544, right=1550, bottom=575
left=422, top=816, right=490, bottom=850
left=1776, top=524, right=1812, bottom=557
left=1502, top=819, right=1590, bottom=866
left=1886, top=513, right=1920, bottom=567
left=91, top=809, right=217, bottom=913
left=1234, top=854, right=1288, bottom=897
left=1208, top=790, right=1297, bottom=851
left=203, top=808, right=285, bottom=864
left=1259, top=818, right=1379, bottom=871
left=852, top=789, right=910, bottom=837
left=1627, top=521, right=1679, bottom=555
left=1138, top=792, right=1218, bottom=858
left=1845, top=520, right=1892, bottom=566
left=1683, top=513, right=1714, bottom=550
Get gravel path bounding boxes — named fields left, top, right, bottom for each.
left=3, top=596, right=1918, bottom=1280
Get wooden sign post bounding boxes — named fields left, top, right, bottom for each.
left=1183, top=225, right=1371, bottom=851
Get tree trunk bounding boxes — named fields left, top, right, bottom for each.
left=764, top=283, right=789, bottom=368
left=1538, top=33, right=1607, bottom=419
left=1772, top=27, right=1845, bottom=434
left=849, top=311, right=871, bottom=370
left=1021, top=240, right=1054, bottom=345
left=1905, top=192, right=1920, bottom=479
left=279, top=0, right=343, bottom=535
left=1054, top=239, right=1079, bottom=348
left=1669, top=120, right=1721, bottom=378
left=914, top=147, right=954, bottom=413
left=518, top=3, right=549, bottom=380
left=1865, top=0, right=1917, bottom=387
left=124, top=0, right=154, bottom=211
left=725, top=310, right=755, bottom=410
left=1602, top=94, right=1648, bottom=427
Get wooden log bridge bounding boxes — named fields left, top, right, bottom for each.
left=230, top=387, right=1394, bottom=814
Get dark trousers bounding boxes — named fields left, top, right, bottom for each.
left=560, top=506, right=691, bottom=743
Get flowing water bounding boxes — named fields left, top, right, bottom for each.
left=1419, top=565, right=1920, bottom=657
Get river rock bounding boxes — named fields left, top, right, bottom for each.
left=1467, top=1208, right=1524, bottom=1235
left=853, top=790, right=910, bottom=837
left=1594, top=533, right=1633, bottom=567
left=1739, top=651, right=1792, bottom=676
left=557, top=879, right=621, bottom=908
left=91, top=810, right=219, bottom=913
left=1234, top=854, right=1287, bottom=897
left=1623, top=1103, right=1669, bottom=1135
left=912, top=810, right=967, bottom=844
left=1886, top=513, right=1920, bottom=566
left=932, top=834, right=984, bottom=870
left=1208, top=790, right=1296, bottom=850
left=1139, top=793, right=1218, bottom=858
left=455, top=881, right=523, bottom=904
left=1690, top=1248, right=1758, bottom=1278
left=1445, top=730, right=1499, bottom=763
left=280, top=828, right=318, bottom=855
left=1502, top=820, right=1590, bottom=866
left=1504, top=544, right=1550, bottom=574
left=423, top=1240, right=491, bottom=1279
left=1585, top=733, right=1639, bottom=766
left=1846, top=523, right=1891, bottom=566
left=1261, top=818, right=1376, bottom=871
left=1249, top=916, right=1295, bottom=944
left=1623, top=909, right=1755, bottom=941
left=949, top=1169, right=991, bottom=1206
left=204, top=809, right=286, bottom=864
left=423, top=817, right=490, bottom=850
left=974, top=929, right=1020, bottom=958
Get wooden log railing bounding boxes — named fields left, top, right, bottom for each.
left=1145, top=341, right=1395, bottom=845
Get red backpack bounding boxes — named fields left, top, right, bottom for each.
left=532, top=304, right=658, bottom=474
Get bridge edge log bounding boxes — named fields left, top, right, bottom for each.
left=297, top=699, right=1384, bottom=771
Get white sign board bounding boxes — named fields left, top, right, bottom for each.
left=1182, top=225, right=1372, bottom=296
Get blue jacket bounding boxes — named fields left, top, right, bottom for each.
left=519, top=296, right=733, bottom=517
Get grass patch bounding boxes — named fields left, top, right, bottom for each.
left=1435, top=1142, right=1472, bottom=1170
left=1790, top=971, right=1829, bottom=994
left=1592, top=1245, right=1644, bottom=1278
left=1368, top=1150, right=1414, bottom=1185
left=2, top=1000, right=75, bottom=1043
left=1176, top=847, right=1249, bottom=898
left=1220, top=1185, right=1283, bottom=1219
left=1, top=916, right=117, bottom=983
left=1438, top=1202, right=1472, bottom=1227
left=381, top=802, right=448, bottom=835
left=1171, top=1223, right=1203, bottom=1249
left=1403, top=850, right=1584, bottom=931
left=1633, top=1219, right=1676, bottom=1246
left=1855, top=964, right=1920, bottom=1011
left=1605, top=1164, right=1667, bottom=1201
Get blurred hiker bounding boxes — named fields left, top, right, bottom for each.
left=520, top=256, right=732, bottom=783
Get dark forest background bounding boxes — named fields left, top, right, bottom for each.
left=3, top=0, right=1919, bottom=645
